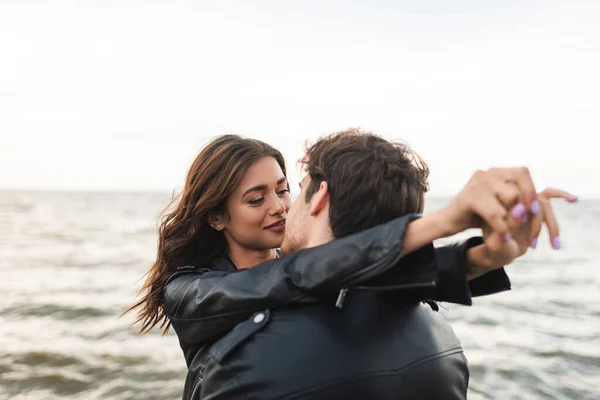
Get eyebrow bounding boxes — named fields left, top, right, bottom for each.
left=242, top=177, right=287, bottom=197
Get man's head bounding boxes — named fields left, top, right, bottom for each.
left=280, top=128, right=430, bottom=254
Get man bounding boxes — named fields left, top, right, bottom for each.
left=166, top=129, right=574, bottom=399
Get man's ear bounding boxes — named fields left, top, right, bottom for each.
left=309, top=181, right=330, bottom=217
left=207, top=213, right=226, bottom=231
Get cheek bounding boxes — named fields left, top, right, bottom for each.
left=228, top=205, right=266, bottom=231
left=287, top=195, right=303, bottom=219
left=283, top=196, right=293, bottom=211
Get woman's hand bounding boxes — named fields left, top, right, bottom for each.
left=466, top=188, right=578, bottom=279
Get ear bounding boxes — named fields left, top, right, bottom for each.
left=207, top=213, right=226, bottom=231
left=308, top=181, right=330, bottom=217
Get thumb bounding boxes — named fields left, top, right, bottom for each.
left=485, top=231, right=520, bottom=264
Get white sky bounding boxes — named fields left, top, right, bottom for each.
left=1, top=0, right=599, bottom=197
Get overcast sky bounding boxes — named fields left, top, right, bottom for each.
left=1, top=0, right=599, bottom=197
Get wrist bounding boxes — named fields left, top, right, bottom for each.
left=424, top=209, right=455, bottom=238
left=402, top=213, right=448, bottom=256
left=465, top=245, right=495, bottom=280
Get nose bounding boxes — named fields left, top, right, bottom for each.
left=269, top=194, right=287, bottom=216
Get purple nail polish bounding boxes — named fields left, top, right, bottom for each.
left=530, top=237, right=538, bottom=249
left=522, top=214, right=529, bottom=224
left=512, top=203, right=526, bottom=219
left=503, top=233, right=511, bottom=242
left=552, top=236, right=561, bottom=249
left=531, top=200, right=541, bottom=215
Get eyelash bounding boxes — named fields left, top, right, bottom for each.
left=248, top=189, right=290, bottom=206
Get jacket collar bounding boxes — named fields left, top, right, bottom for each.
left=211, top=249, right=281, bottom=272
left=210, top=256, right=237, bottom=272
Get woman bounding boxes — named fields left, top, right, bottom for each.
left=126, top=134, right=569, bottom=399
left=127, top=135, right=293, bottom=332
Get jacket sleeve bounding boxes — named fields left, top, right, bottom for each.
left=348, top=236, right=511, bottom=306
left=433, top=236, right=511, bottom=305
left=164, top=214, right=422, bottom=345
left=164, top=216, right=511, bottom=345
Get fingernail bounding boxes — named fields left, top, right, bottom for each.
left=511, top=203, right=526, bottom=219
left=531, top=200, right=541, bottom=215
left=530, top=237, right=538, bottom=249
left=503, top=233, right=511, bottom=242
left=570, top=195, right=579, bottom=202
left=522, top=213, right=529, bottom=224
left=552, top=236, right=561, bottom=249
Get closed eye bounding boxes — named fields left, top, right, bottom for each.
left=248, top=197, right=265, bottom=206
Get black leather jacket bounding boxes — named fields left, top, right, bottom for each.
left=201, top=300, right=468, bottom=399
left=164, top=215, right=511, bottom=399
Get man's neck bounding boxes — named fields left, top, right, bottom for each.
left=304, top=225, right=335, bottom=250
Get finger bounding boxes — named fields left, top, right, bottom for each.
left=528, top=202, right=543, bottom=249
left=505, top=195, right=524, bottom=231
left=497, top=181, right=532, bottom=230
left=485, top=230, right=521, bottom=260
left=499, top=190, right=536, bottom=256
left=539, top=196, right=560, bottom=249
left=488, top=167, right=538, bottom=213
left=494, top=180, right=521, bottom=210
left=480, top=173, right=524, bottom=233
left=471, top=188, right=511, bottom=238
left=509, top=204, right=533, bottom=256
left=530, top=188, right=576, bottom=249
left=541, top=188, right=579, bottom=203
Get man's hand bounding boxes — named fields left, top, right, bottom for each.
left=403, top=167, right=576, bottom=260
left=466, top=188, right=578, bottom=280
left=434, top=167, right=539, bottom=238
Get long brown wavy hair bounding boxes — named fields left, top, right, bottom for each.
left=125, top=135, right=287, bottom=334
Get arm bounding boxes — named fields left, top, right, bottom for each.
left=165, top=214, right=425, bottom=345
left=352, top=235, right=510, bottom=306
left=166, top=165, right=564, bottom=344
left=404, top=211, right=512, bottom=302
left=166, top=214, right=515, bottom=345
left=434, top=237, right=511, bottom=304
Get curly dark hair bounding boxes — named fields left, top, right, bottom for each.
left=300, top=128, right=429, bottom=239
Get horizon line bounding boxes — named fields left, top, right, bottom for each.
left=2, top=186, right=599, bottom=200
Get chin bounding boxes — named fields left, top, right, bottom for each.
left=258, top=237, right=283, bottom=251
left=279, top=238, right=297, bottom=256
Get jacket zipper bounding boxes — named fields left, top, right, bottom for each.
left=189, top=375, right=203, bottom=400
left=335, top=281, right=437, bottom=309
left=353, top=280, right=437, bottom=291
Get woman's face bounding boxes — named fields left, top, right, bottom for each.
left=219, top=156, right=292, bottom=251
